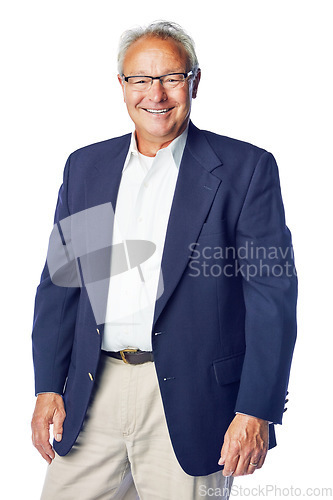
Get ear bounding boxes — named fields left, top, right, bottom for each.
left=117, top=74, right=126, bottom=103
left=192, top=69, right=201, bottom=99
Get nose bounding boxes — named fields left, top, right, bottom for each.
left=147, top=79, right=167, bottom=102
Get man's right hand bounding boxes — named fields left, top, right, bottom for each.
left=31, top=393, right=66, bottom=464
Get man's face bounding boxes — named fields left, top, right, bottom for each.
left=118, top=36, right=200, bottom=152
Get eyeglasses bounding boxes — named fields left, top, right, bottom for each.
left=122, top=71, right=194, bottom=91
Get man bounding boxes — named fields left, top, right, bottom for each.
left=31, top=21, right=297, bottom=499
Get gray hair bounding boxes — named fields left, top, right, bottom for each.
left=117, top=21, right=199, bottom=76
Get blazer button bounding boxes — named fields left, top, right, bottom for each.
left=88, top=372, right=94, bottom=381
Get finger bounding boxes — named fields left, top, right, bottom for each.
left=32, top=430, right=55, bottom=463
left=53, top=407, right=66, bottom=442
left=218, top=439, right=230, bottom=466
left=223, top=452, right=240, bottom=477
left=246, top=455, right=262, bottom=475
left=222, top=438, right=242, bottom=476
left=232, top=454, right=254, bottom=476
left=35, top=443, right=55, bottom=464
left=255, top=451, right=267, bottom=470
left=248, top=442, right=268, bottom=472
left=32, top=419, right=55, bottom=462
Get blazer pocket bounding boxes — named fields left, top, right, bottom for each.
left=213, top=351, right=245, bottom=386
left=200, top=218, right=226, bottom=237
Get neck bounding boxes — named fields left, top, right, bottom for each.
left=135, top=123, right=188, bottom=157
left=136, top=137, right=173, bottom=157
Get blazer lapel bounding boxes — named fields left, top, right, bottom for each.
left=84, top=134, right=131, bottom=211
left=153, top=123, right=223, bottom=328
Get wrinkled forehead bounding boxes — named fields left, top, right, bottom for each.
left=123, top=36, right=190, bottom=75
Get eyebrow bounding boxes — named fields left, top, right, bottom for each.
left=125, top=69, right=185, bottom=76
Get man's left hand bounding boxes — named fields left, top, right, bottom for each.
left=218, top=414, right=269, bottom=476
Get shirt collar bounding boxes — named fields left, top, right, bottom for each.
left=123, top=126, right=188, bottom=172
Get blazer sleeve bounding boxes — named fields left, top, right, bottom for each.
left=234, top=151, right=297, bottom=424
left=32, top=154, right=81, bottom=396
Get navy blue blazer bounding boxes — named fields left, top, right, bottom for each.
left=32, top=122, right=297, bottom=476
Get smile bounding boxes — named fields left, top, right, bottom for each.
left=143, top=108, right=173, bottom=114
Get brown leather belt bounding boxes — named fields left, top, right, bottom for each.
left=102, top=349, right=154, bottom=365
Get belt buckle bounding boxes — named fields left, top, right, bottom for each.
left=120, top=348, right=138, bottom=364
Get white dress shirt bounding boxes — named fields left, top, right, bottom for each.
left=102, top=128, right=188, bottom=352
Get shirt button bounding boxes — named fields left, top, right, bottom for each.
left=138, top=217, right=143, bottom=222
left=144, top=182, right=149, bottom=188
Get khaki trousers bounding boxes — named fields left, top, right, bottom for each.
left=41, top=352, right=232, bottom=499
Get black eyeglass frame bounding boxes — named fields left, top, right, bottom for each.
left=122, top=71, right=194, bottom=86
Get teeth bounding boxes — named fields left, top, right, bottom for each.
left=145, top=108, right=169, bottom=114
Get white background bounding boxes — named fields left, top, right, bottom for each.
left=1, top=0, right=332, bottom=498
